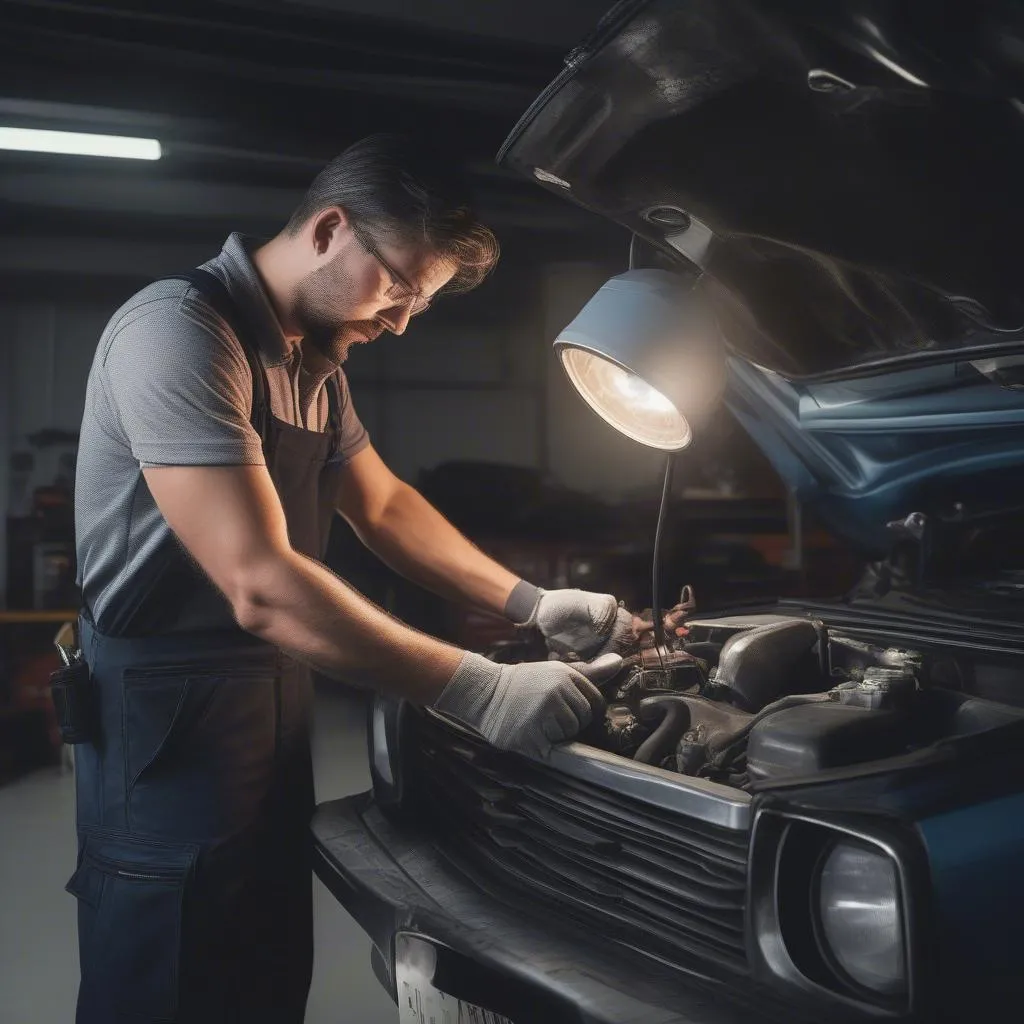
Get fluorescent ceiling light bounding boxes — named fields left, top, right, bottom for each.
left=0, top=126, right=161, bottom=160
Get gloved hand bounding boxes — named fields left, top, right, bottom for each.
left=527, top=588, right=635, bottom=660
left=435, top=651, right=622, bottom=759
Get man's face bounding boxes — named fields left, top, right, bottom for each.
left=292, top=219, right=456, bottom=363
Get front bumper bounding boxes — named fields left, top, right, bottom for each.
left=312, top=792, right=806, bottom=1024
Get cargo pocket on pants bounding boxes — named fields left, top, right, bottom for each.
left=67, top=829, right=199, bottom=1020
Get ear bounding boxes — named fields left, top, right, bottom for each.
left=309, top=207, right=351, bottom=258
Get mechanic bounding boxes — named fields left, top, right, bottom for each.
left=69, top=134, right=631, bottom=1023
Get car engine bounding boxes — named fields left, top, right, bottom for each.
left=488, top=590, right=1024, bottom=791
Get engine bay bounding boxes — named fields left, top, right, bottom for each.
left=489, top=598, right=1024, bottom=791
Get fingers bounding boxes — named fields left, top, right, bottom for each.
left=586, top=592, right=619, bottom=632
left=605, top=607, right=637, bottom=655
left=566, top=653, right=620, bottom=720
left=558, top=674, right=601, bottom=726
left=574, top=654, right=621, bottom=714
left=485, top=653, right=625, bottom=758
left=542, top=701, right=578, bottom=745
left=571, top=652, right=623, bottom=683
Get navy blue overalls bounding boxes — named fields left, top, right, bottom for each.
left=68, top=269, right=346, bottom=1023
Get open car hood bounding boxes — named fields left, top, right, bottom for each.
left=499, top=0, right=1024, bottom=555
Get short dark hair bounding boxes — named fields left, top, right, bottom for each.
left=285, top=134, right=499, bottom=295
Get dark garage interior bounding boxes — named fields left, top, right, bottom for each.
left=2, top=2, right=1024, bottom=1022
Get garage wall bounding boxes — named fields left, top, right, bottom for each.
left=0, top=302, right=107, bottom=607
left=342, top=315, right=545, bottom=482
left=0, top=260, right=649, bottom=607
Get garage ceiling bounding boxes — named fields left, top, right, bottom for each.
left=0, top=0, right=625, bottom=286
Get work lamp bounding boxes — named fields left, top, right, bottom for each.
left=553, top=269, right=726, bottom=451
left=554, top=267, right=726, bottom=654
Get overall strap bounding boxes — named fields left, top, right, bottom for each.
left=164, top=269, right=272, bottom=445
left=324, top=372, right=346, bottom=460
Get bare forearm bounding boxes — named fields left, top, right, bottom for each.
left=234, top=548, right=462, bottom=703
left=347, top=483, right=521, bottom=617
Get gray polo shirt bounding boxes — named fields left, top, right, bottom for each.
left=75, top=233, right=370, bottom=629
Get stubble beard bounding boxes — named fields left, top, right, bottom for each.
left=293, top=258, right=383, bottom=364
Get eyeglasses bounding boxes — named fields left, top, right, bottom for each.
left=353, top=228, right=432, bottom=317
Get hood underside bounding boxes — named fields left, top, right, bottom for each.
left=499, top=0, right=1024, bottom=380
left=499, top=0, right=1024, bottom=555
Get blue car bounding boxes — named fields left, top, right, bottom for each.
left=313, top=2, right=1024, bottom=1021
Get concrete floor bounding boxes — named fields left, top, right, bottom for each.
left=0, top=686, right=399, bottom=1024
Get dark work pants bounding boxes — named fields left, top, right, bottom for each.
left=70, top=621, right=315, bottom=1023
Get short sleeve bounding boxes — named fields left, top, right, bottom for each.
left=99, top=294, right=265, bottom=468
left=335, top=370, right=370, bottom=462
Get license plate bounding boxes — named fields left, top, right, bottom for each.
left=395, top=933, right=514, bottom=1024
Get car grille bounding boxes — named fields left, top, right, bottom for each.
left=407, top=710, right=751, bottom=976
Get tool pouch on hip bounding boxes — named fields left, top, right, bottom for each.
left=50, top=658, right=96, bottom=744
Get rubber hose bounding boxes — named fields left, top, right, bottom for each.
left=634, top=694, right=693, bottom=765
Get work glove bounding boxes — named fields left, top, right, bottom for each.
left=435, top=652, right=622, bottom=759
left=525, top=588, right=635, bottom=660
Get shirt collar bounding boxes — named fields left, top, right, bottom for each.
left=205, top=232, right=292, bottom=367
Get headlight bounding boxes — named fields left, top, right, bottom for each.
left=750, top=811, right=917, bottom=1014
left=818, top=840, right=906, bottom=996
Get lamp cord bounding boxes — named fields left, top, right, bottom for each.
left=652, top=452, right=675, bottom=669
left=631, top=232, right=672, bottom=667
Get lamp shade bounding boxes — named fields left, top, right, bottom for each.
left=554, top=269, right=726, bottom=450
